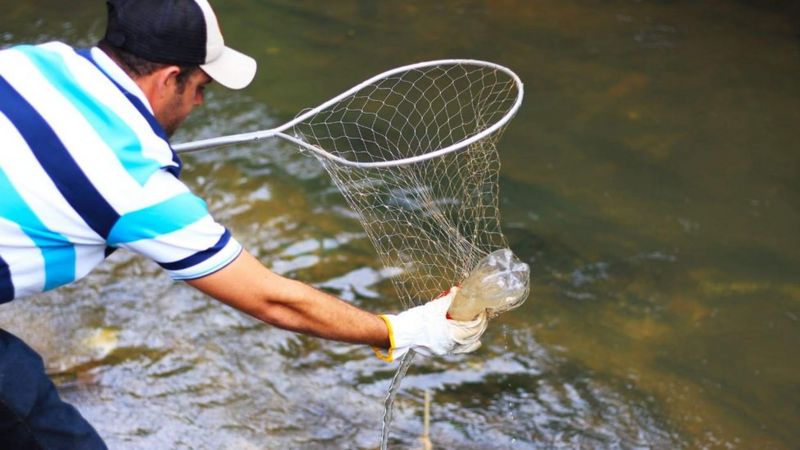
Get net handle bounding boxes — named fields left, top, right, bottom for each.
left=172, top=59, right=524, bottom=168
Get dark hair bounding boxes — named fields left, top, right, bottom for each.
left=98, top=39, right=200, bottom=92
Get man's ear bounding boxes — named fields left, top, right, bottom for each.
left=136, top=65, right=182, bottom=115
left=152, top=65, right=182, bottom=98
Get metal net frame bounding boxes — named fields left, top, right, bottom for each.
left=175, top=60, right=524, bottom=448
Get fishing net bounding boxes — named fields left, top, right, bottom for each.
left=289, top=61, right=523, bottom=309
left=177, top=59, right=525, bottom=448
left=286, top=60, right=524, bottom=449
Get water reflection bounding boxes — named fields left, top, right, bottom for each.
left=2, top=1, right=799, bottom=449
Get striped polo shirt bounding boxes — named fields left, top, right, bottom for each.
left=0, top=42, right=242, bottom=303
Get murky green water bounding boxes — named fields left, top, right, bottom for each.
left=2, top=1, right=799, bottom=449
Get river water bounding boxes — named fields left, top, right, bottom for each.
left=1, top=1, right=798, bottom=449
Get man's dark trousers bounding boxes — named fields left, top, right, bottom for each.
left=0, top=328, right=107, bottom=449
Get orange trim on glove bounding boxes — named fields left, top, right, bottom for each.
left=371, top=314, right=395, bottom=362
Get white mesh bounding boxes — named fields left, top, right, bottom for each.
left=288, top=61, right=522, bottom=307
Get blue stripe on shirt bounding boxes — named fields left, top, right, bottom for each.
left=0, top=167, right=76, bottom=291
left=17, top=45, right=163, bottom=185
left=0, top=253, right=13, bottom=303
left=107, top=192, right=209, bottom=246
left=0, top=75, right=119, bottom=241
left=159, top=229, right=232, bottom=271
left=74, top=48, right=183, bottom=178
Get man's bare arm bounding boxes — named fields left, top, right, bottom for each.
left=186, top=249, right=390, bottom=349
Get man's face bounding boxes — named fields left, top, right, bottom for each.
left=160, top=69, right=212, bottom=137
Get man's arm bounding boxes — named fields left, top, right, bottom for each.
left=186, top=249, right=391, bottom=348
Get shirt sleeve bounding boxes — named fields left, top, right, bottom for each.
left=107, top=169, right=242, bottom=280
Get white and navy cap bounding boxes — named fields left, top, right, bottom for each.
left=104, top=0, right=257, bottom=90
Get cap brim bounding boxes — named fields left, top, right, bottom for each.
left=200, top=46, right=256, bottom=90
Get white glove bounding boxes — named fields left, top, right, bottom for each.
left=373, top=287, right=489, bottom=362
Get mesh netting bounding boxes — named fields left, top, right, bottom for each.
left=287, top=62, right=521, bottom=308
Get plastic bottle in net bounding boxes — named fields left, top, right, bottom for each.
left=447, top=249, right=530, bottom=321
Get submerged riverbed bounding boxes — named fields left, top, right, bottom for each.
left=2, top=1, right=799, bottom=449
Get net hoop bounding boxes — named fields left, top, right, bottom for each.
left=282, top=59, right=524, bottom=168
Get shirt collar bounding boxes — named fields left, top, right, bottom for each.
left=88, top=46, right=155, bottom=115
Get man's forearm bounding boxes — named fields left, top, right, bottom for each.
left=253, top=272, right=390, bottom=347
left=186, top=249, right=390, bottom=348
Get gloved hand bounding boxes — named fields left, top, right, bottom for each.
left=373, top=287, right=489, bottom=362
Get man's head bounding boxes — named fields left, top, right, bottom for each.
left=100, top=0, right=257, bottom=135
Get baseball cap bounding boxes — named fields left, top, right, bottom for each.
left=104, top=0, right=257, bottom=90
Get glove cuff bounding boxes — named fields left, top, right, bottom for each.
left=371, top=314, right=397, bottom=362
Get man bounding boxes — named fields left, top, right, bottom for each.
left=0, top=0, right=488, bottom=448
